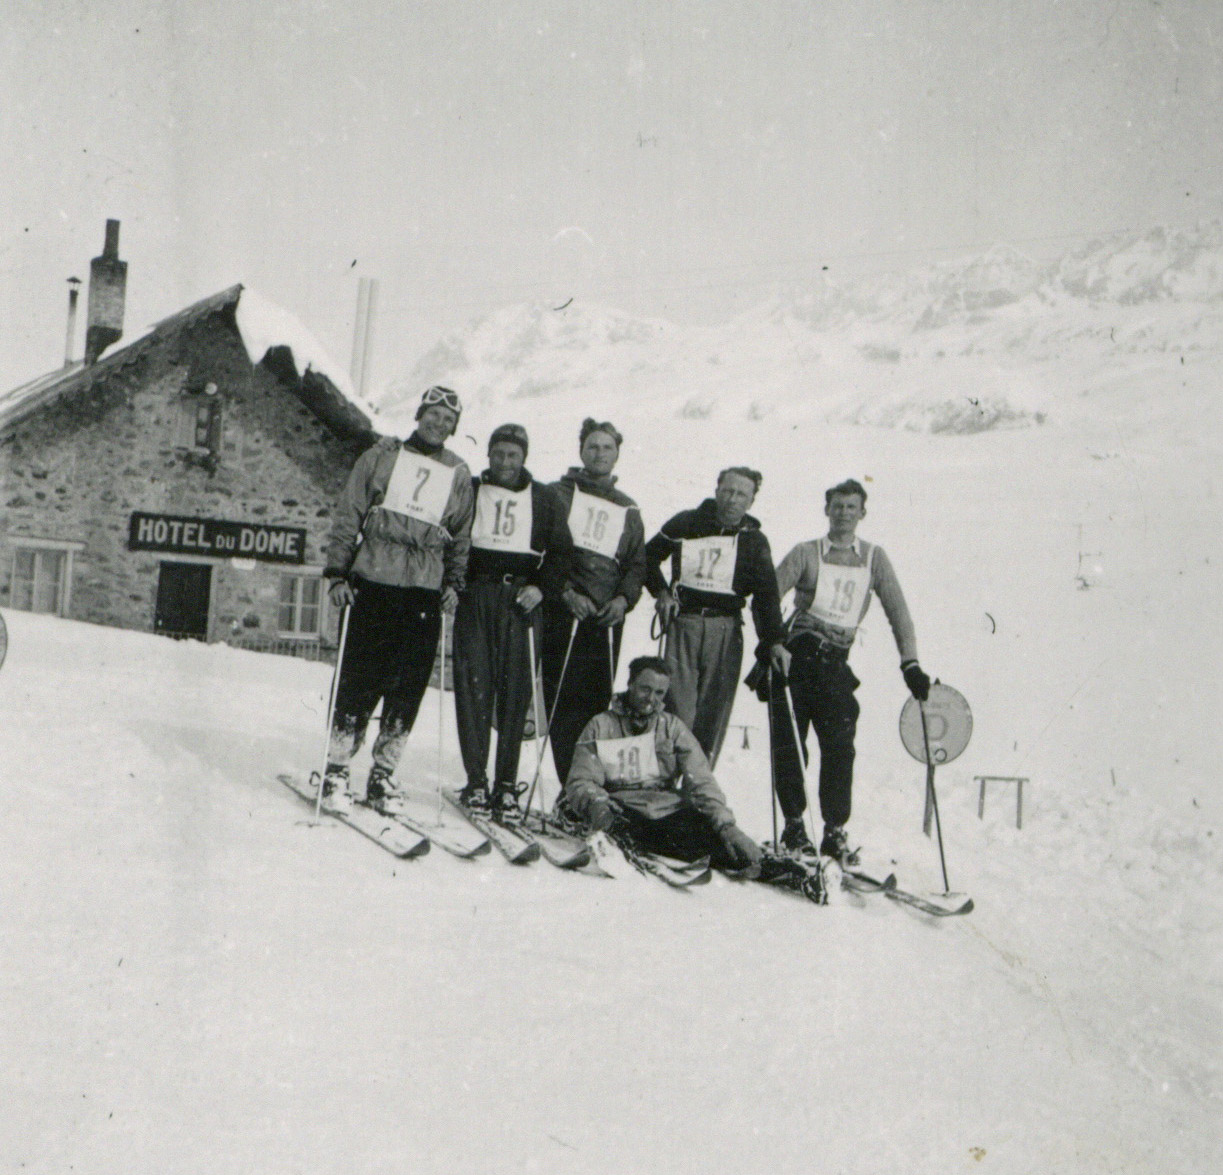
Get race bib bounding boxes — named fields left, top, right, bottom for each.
left=594, top=731, right=661, bottom=787
left=678, top=535, right=738, bottom=595
left=472, top=484, right=536, bottom=553
left=807, top=548, right=873, bottom=633
left=568, top=487, right=628, bottom=560
left=380, top=450, right=456, bottom=527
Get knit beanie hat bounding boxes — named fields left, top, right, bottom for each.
left=488, top=422, right=529, bottom=457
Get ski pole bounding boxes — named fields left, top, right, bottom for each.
left=523, top=621, right=546, bottom=819
left=766, top=669, right=780, bottom=851
left=436, top=608, right=449, bottom=822
left=919, top=700, right=952, bottom=894
left=607, top=624, right=617, bottom=689
left=781, top=678, right=821, bottom=849
left=523, top=617, right=578, bottom=817
left=314, top=602, right=352, bottom=822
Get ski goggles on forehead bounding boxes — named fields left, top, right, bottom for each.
left=420, top=385, right=462, bottom=414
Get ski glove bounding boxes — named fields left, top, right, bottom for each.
left=586, top=796, right=617, bottom=834
left=901, top=660, right=931, bottom=702
left=718, top=824, right=764, bottom=869
left=744, top=660, right=775, bottom=703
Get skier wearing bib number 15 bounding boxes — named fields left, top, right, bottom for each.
left=759, top=478, right=931, bottom=865
left=644, top=466, right=790, bottom=768
left=318, top=387, right=474, bottom=814
left=539, top=418, right=647, bottom=785
left=452, top=424, right=571, bottom=823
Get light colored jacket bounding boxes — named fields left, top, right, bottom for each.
left=564, top=696, right=736, bottom=830
left=324, top=436, right=474, bottom=592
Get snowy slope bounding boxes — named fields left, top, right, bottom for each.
left=3, top=224, right=1221, bottom=1173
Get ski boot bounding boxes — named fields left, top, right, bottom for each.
left=819, top=824, right=860, bottom=867
left=319, top=764, right=354, bottom=815
left=364, top=766, right=406, bottom=815
left=458, top=781, right=492, bottom=815
left=779, top=817, right=818, bottom=861
left=491, top=781, right=527, bottom=827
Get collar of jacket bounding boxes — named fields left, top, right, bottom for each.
left=480, top=468, right=532, bottom=493
left=564, top=466, right=618, bottom=492
left=695, top=497, right=761, bottom=534
left=609, top=693, right=660, bottom=735
left=405, top=433, right=445, bottom=457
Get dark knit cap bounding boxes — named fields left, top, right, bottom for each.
left=579, top=417, right=623, bottom=448
left=488, top=422, right=529, bottom=457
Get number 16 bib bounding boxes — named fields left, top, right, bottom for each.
left=569, top=487, right=628, bottom=560
left=381, top=449, right=456, bottom=527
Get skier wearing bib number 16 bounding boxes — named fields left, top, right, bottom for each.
left=452, top=424, right=571, bottom=823
left=539, top=418, right=647, bottom=785
left=644, top=466, right=790, bottom=768
left=317, top=387, right=474, bottom=814
left=759, top=478, right=931, bottom=865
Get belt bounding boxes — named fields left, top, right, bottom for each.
left=470, top=573, right=529, bottom=586
left=791, top=629, right=851, bottom=658
left=678, top=606, right=740, bottom=619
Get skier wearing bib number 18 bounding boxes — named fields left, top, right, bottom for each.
left=317, top=387, right=474, bottom=814
left=644, top=466, right=790, bottom=768
left=452, top=424, right=570, bottom=823
left=539, top=418, right=647, bottom=786
left=759, top=478, right=931, bottom=865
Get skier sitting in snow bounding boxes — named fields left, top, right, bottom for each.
left=561, top=656, right=763, bottom=871
left=754, top=478, right=931, bottom=865
left=319, top=386, right=475, bottom=813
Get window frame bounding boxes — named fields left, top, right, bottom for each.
left=276, top=570, right=326, bottom=640
left=8, top=538, right=84, bottom=617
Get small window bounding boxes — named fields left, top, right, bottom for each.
left=176, top=391, right=221, bottom=452
left=278, top=574, right=323, bottom=637
left=11, top=546, right=69, bottom=615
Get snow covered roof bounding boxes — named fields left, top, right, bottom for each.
left=0, top=285, right=381, bottom=441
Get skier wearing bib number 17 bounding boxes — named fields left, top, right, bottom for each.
left=452, top=424, right=571, bottom=823
left=539, top=418, right=647, bottom=786
left=318, top=387, right=474, bottom=814
left=758, top=478, right=931, bottom=865
left=644, top=466, right=790, bottom=768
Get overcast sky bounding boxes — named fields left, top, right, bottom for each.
left=3, top=0, right=1221, bottom=394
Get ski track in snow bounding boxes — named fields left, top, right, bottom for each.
left=2, top=295, right=1222, bottom=1172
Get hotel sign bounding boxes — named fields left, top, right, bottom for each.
left=129, top=512, right=307, bottom=565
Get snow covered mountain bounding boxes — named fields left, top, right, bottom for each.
left=380, top=222, right=1223, bottom=436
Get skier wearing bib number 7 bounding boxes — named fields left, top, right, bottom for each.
left=452, top=423, right=571, bottom=822
left=644, top=466, right=790, bottom=767
left=758, top=479, right=931, bottom=864
left=539, top=418, right=647, bottom=785
left=318, top=386, right=474, bottom=814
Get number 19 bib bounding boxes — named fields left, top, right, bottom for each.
left=569, top=487, right=628, bottom=560
left=381, top=450, right=456, bottom=527
left=594, top=731, right=661, bottom=787
left=678, top=535, right=738, bottom=595
left=472, top=483, right=537, bottom=553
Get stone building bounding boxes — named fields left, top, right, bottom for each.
left=0, top=221, right=381, bottom=657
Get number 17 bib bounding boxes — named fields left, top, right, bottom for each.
left=678, top=535, right=738, bottom=595
left=381, top=450, right=456, bottom=527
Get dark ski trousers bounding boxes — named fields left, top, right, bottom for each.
left=540, top=600, right=623, bottom=786
left=618, top=804, right=733, bottom=868
left=452, top=580, right=540, bottom=789
left=768, top=632, right=860, bottom=829
left=662, top=612, right=743, bottom=768
left=329, top=579, right=441, bottom=777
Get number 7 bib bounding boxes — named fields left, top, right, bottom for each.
left=381, top=450, right=457, bottom=527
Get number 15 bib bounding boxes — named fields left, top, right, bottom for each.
left=381, top=450, right=456, bottom=527
left=678, top=535, right=738, bottom=595
left=569, top=487, right=628, bottom=560
left=472, top=484, right=537, bottom=553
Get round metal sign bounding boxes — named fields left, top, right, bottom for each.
left=899, top=682, right=972, bottom=765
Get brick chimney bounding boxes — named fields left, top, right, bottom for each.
left=84, top=219, right=127, bottom=365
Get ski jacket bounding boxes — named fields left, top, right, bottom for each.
left=644, top=498, right=785, bottom=658
left=465, top=469, right=571, bottom=598
left=323, top=435, right=474, bottom=594
left=774, top=536, right=918, bottom=663
left=541, top=468, right=647, bottom=610
left=564, top=695, right=736, bottom=831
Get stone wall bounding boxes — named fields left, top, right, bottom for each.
left=0, top=309, right=367, bottom=648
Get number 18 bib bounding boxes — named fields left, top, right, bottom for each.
left=678, top=535, right=738, bottom=595
left=568, top=487, right=628, bottom=560
left=472, top=483, right=537, bottom=553
left=594, top=731, right=661, bottom=787
left=381, top=450, right=456, bottom=527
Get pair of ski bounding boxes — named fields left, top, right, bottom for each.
left=279, top=773, right=490, bottom=860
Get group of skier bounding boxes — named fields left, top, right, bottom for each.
left=317, top=385, right=932, bottom=872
